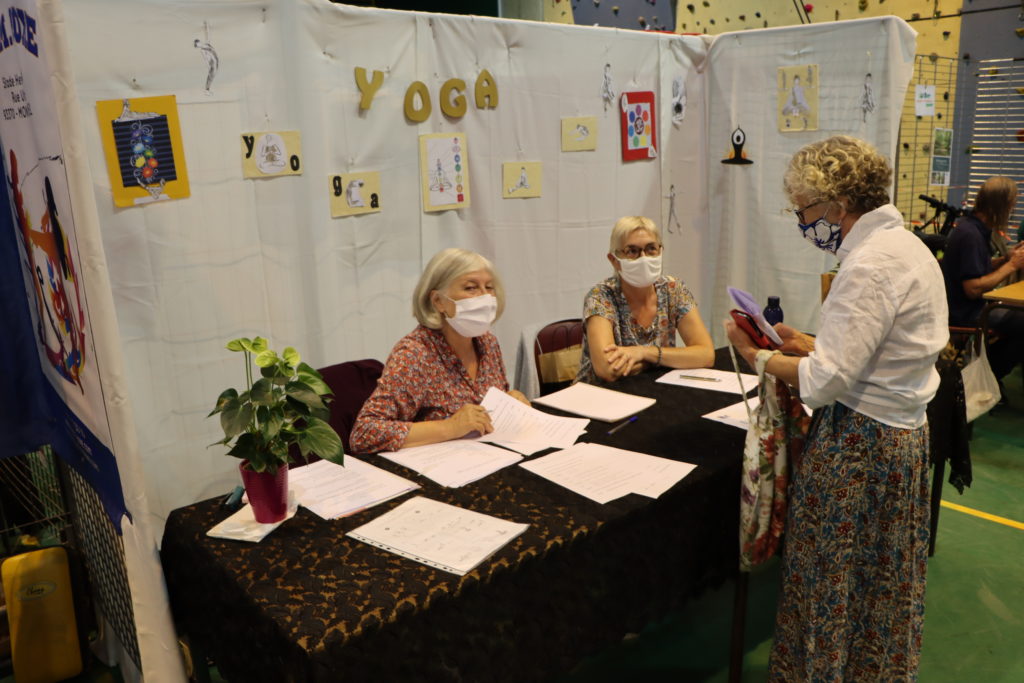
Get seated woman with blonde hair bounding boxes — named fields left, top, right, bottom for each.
left=349, top=248, right=527, bottom=454
left=576, top=216, right=714, bottom=384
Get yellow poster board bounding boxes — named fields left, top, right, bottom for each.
left=777, top=65, right=819, bottom=133
left=419, top=132, right=469, bottom=212
left=96, top=95, right=189, bottom=206
left=502, top=162, right=542, bottom=199
left=561, top=116, right=597, bottom=152
left=329, top=172, right=382, bottom=217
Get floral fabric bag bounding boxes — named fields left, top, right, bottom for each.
left=736, top=350, right=811, bottom=572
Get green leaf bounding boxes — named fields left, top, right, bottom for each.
left=296, top=369, right=332, bottom=397
left=251, top=336, right=269, bottom=353
left=208, top=388, right=238, bottom=416
left=282, top=347, right=300, bottom=367
left=250, top=378, right=276, bottom=406
left=259, top=406, right=285, bottom=440
left=220, top=400, right=254, bottom=439
left=254, top=349, right=278, bottom=368
left=296, top=416, right=344, bottom=465
left=285, top=381, right=325, bottom=410
left=225, top=338, right=247, bottom=352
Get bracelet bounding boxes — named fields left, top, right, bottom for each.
left=655, top=345, right=663, bottom=366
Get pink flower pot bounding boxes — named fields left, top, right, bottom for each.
left=239, top=461, right=288, bottom=523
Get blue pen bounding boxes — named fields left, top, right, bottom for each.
left=607, top=415, right=638, bottom=435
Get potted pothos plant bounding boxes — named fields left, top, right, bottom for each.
left=208, top=336, right=344, bottom=522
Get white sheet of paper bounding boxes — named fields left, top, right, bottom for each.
left=474, top=387, right=588, bottom=450
left=656, top=368, right=758, bottom=395
left=206, top=492, right=299, bottom=542
left=288, top=457, right=419, bottom=519
left=701, top=397, right=760, bottom=430
left=519, top=442, right=696, bottom=503
left=347, top=496, right=529, bottom=576
left=381, top=441, right=522, bottom=488
left=531, top=382, right=656, bottom=422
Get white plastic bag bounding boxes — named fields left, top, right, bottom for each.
left=961, top=341, right=1000, bottom=422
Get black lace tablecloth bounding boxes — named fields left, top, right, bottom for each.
left=161, top=349, right=748, bottom=682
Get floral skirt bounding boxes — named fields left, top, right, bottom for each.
left=768, top=402, right=930, bottom=682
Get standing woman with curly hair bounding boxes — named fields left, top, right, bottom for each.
left=726, top=136, right=948, bottom=681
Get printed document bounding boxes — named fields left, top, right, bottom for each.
left=381, top=441, right=522, bottom=487
left=531, top=382, right=656, bottom=422
left=701, top=397, right=760, bottom=430
left=288, top=457, right=419, bottom=519
left=348, top=496, right=529, bottom=576
left=657, top=368, right=757, bottom=395
left=520, top=442, right=696, bottom=503
left=474, top=387, right=588, bottom=452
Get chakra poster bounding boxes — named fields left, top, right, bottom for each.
left=619, top=91, right=657, bottom=161
left=96, top=95, right=190, bottom=207
left=419, top=132, right=469, bottom=212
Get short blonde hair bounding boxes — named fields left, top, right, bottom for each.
left=412, top=248, right=506, bottom=329
left=974, top=176, right=1018, bottom=230
left=783, top=135, right=892, bottom=214
left=608, top=216, right=662, bottom=254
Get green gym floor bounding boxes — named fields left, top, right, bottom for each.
left=9, top=370, right=1022, bottom=683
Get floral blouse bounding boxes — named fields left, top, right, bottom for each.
left=575, top=274, right=696, bottom=384
left=349, top=325, right=510, bottom=454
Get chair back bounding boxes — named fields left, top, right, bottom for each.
left=318, top=359, right=385, bottom=454
left=533, top=319, right=583, bottom=394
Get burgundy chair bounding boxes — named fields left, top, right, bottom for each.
left=290, top=358, right=383, bottom=467
left=533, top=318, right=584, bottom=395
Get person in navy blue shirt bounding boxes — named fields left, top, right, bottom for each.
left=942, top=176, right=1024, bottom=385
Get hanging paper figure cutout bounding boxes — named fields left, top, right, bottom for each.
left=194, top=38, right=219, bottom=93
left=671, top=75, right=686, bottom=126
left=665, top=184, right=681, bottom=232
left=601, top=63, right=615, bottom=110
left=861, top=73, right=876, bottom=122
left=255, top=133, right=286, bottom=175
left=721, top=127, right=754, bottom=165
left=346, top=179, right=366, bottom=207
left=8, top=150, right=86, bottom=391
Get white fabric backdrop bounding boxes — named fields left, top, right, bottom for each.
left=704, top=17, right=917, bottom=341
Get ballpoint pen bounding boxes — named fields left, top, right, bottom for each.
left=676, top=374, right=721, bottom=382
left=607, top=415, right=638, bottom=435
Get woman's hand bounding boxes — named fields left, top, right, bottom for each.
left=724, top=320, right=758, bottom=369
left=603, top=344, right=647, bottom=378
left=507, top=389, right=531, bottom=406
left=773, top=323, right=815, bottom=356
left=446, top=403, right=493, bottom=439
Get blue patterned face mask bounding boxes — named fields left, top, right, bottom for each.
left=797, top=209, right=843, bottom=254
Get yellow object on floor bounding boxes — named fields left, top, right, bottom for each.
left=1, top=547, right=82, bottom=683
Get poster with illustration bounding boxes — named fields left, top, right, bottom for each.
left=561, top=116, right=597, bottom=152
left=929, top=128, right=952, bottom=187
left=419, top=133, right=469, bottom=212
left=0, top=0, right=127, bottom=524
left=329, top=171, right=382, bottom=217
left=619, top=91, right=657, bottom=161
left=502, top=162, right=542, bottom=199
left=241, top=131, right=303, bottom=178
left=777, top=65, right=819, bottom=132
left=96, top=95, right=190, bottom=207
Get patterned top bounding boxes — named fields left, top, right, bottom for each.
left=576, top=274, right=696, bottom=384
left=349, top=325, right=510, bottom=454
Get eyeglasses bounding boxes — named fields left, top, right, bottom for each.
left=791, top=200, right=826, bottom=224
left=615, top=243, right=663, bottom=260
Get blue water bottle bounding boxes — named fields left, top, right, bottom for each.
left=763, top=296, right=784, bottom=326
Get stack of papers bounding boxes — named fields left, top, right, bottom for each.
left=702, top=397, right=759, bottom=430
left=532, top=382, right=656, bottom=422
left=207, top=492, right=299, bottom=543
left=519, top=442, right=697, bottom=503
left=288, top=458, right=419, bottom=519
left=656, top=368, right=757, bottom=394
left=475, top=387, right=588, bottom=454
left=381, top=441, right=523, bottom=487
left=348, top=496, right=529, bottom=576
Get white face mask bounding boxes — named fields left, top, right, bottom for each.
left=615, top=253, right=662, bottom=288
left=443, top=293, right=497, bottom=337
